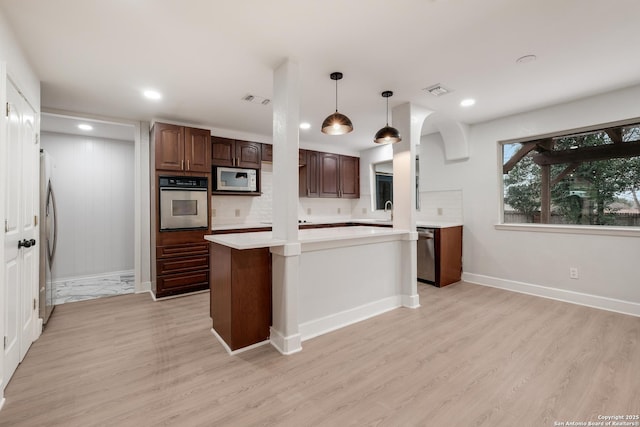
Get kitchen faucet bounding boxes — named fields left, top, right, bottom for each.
left=384, top=200, right=393, bottom=221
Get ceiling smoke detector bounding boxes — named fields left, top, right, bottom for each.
left=423, top=84, right=452, bottom=97
left=242, top=94, right=271, bottom=106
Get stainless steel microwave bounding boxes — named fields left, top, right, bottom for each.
left=214, top=167, right=257, bottom=192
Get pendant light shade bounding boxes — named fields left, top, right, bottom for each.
left=321, top=72, right=353, bottom=135
left=374, top=91, right=401, bottom=144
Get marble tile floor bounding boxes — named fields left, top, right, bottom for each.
left=54, top=272, right=135, bottom=305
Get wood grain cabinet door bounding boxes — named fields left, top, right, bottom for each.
left=339, top=155, right=360, bottom=198
left=185, top=127, right=211, bottom=172
left=261, top=144, right=273, bottom=163
left=319, top=152, right=340, bottom=197
left=236, top=141, right=261, bottom=168
left=155, top=123, right=184, bottom=171
left=211, top=136, right=235, bottom=167
left=306, top=150, right=320, bottom=197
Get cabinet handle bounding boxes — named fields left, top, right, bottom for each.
left=181, top=160, right=184, bottom=170
left=187, top=160, right=190, bottom=170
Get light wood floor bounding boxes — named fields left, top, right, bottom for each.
left=1, top=282, right=639, bottom=427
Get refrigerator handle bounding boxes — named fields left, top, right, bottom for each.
left=47, top=181, right=58, bottom=264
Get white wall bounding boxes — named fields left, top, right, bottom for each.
left=418, top=132, right=463, bottom=223
left=41, top=132, right=134, bottom=280
left=423, top=84, right=640, bottom=313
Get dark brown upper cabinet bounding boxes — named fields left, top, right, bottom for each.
left=299, top=150, right=320, bottom=197
left=300, top=151, right=359, bottom=199
left=153, top=122, right=210, bottom=173
left=261, top=143, right=273, bottom=163
left=319, top=152, right=341, bottom=198
left=339, top=155, right=360, bottom=199
left=211, top=136, right=261, bottom=168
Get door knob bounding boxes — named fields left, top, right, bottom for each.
left=18, top=239, right=36, bottom=249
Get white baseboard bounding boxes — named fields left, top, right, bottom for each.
left=135, top=281, right=151, bottom=293
left=299, top=295, right=402, bottom=342
left=53, top=269, right=134, bottom=284
left=463, top=273, right=640, bottom=317
left=210, top=328, right=270, bottom=355
left=402, top=294, right=420, bottom=309
left=269, top=328, right=302, bottom=355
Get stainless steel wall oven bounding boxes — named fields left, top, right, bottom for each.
left=159, top=176, right=208, bottom=230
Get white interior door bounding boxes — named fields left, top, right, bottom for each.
left=19, top=88, right=37, bottom=359
left=3, top=79, right=38, bottom=388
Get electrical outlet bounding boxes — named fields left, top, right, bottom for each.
left=235, top=209, right=240, bottom=217
left=307, top=208, right=311, bottom=215
left=212, top=208, right=216, bottom=217
left=437, top=208, right=443, bottom=216
left=337, top=208, right=341, bottom=214
left=569, top=267, right=579, bottom=279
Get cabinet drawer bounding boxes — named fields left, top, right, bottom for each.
left=157, top=255, right=209, bottom=275
left=157, top=271, right=209, bottom=291
left=157, top=243, right=209, bottom=259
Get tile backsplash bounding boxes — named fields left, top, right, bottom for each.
left=211, top=164, right=356, bottom=226
left=211, top=165, right=463, bottom=227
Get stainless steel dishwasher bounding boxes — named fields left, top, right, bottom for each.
left=416, top=227, right=435, bottom=284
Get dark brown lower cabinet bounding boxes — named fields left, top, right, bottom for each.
left=435, top=226, right=463, bottom=287
left=210, top=244, right=271, bottom=351
left=154, top=241, right=210, bottom=298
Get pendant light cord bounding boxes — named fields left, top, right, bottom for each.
left=335, top=78, right=338, bottom=113
left=386, top=96, right=389, bottom=126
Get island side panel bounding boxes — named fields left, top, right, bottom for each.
left=211, top=243, right=232, bottom=346
left=230, top=248, right=271, bottom=349
left=438, top=226, right=463, bottom=287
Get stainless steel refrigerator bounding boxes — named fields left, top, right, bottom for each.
left=39, top=149, right=57, bottom=325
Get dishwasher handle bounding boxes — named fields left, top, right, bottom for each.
left=417, top=227, right=434, bottom=239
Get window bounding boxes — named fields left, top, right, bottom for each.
left=374, top=161, right=393, bottom=210
left=373, top=158, right=420, bottom=210
left=502, top=121, right=640, bottom=227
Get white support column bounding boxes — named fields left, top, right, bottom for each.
left=270, top=59, right=302, bottom=354
left=392, top=103, right=431, bottom=308
left=135, top=121, right=151, bottom=293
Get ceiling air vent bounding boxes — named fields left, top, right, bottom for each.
left=242, top=94, right=271, bottom=106
left=422, top=84, right=452, bottom=97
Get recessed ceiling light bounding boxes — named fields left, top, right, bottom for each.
left=299, top=122, right=311, bottom=130
left=460, top=98, right=476, bottom=107
left=78, top=124, right=93, bottom=131
left=516, top=54, right=537, bottom=64
left=143, top=90, right=162, bottom=100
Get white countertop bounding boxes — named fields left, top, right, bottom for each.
left=415, top=221, right=463, bottom=228
left=205, top=226, right=410, bottom=250
left=211, top=219, right=462, bottom=231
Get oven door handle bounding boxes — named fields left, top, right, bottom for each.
left=159, top=187, right=207, bottom=191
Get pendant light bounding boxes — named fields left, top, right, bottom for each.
left=321, top=72, right=353, bottom=135
left=374, top=91, right=402, bottom=144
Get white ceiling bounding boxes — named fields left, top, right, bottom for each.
left=2, top=0, right=640, bottom=152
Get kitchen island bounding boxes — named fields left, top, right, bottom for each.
left=205, top=226, right=414, bottom=353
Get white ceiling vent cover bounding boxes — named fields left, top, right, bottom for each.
left=423, top=84, right=452, bottom=97
left=242, top=94, right=271, bottom=106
